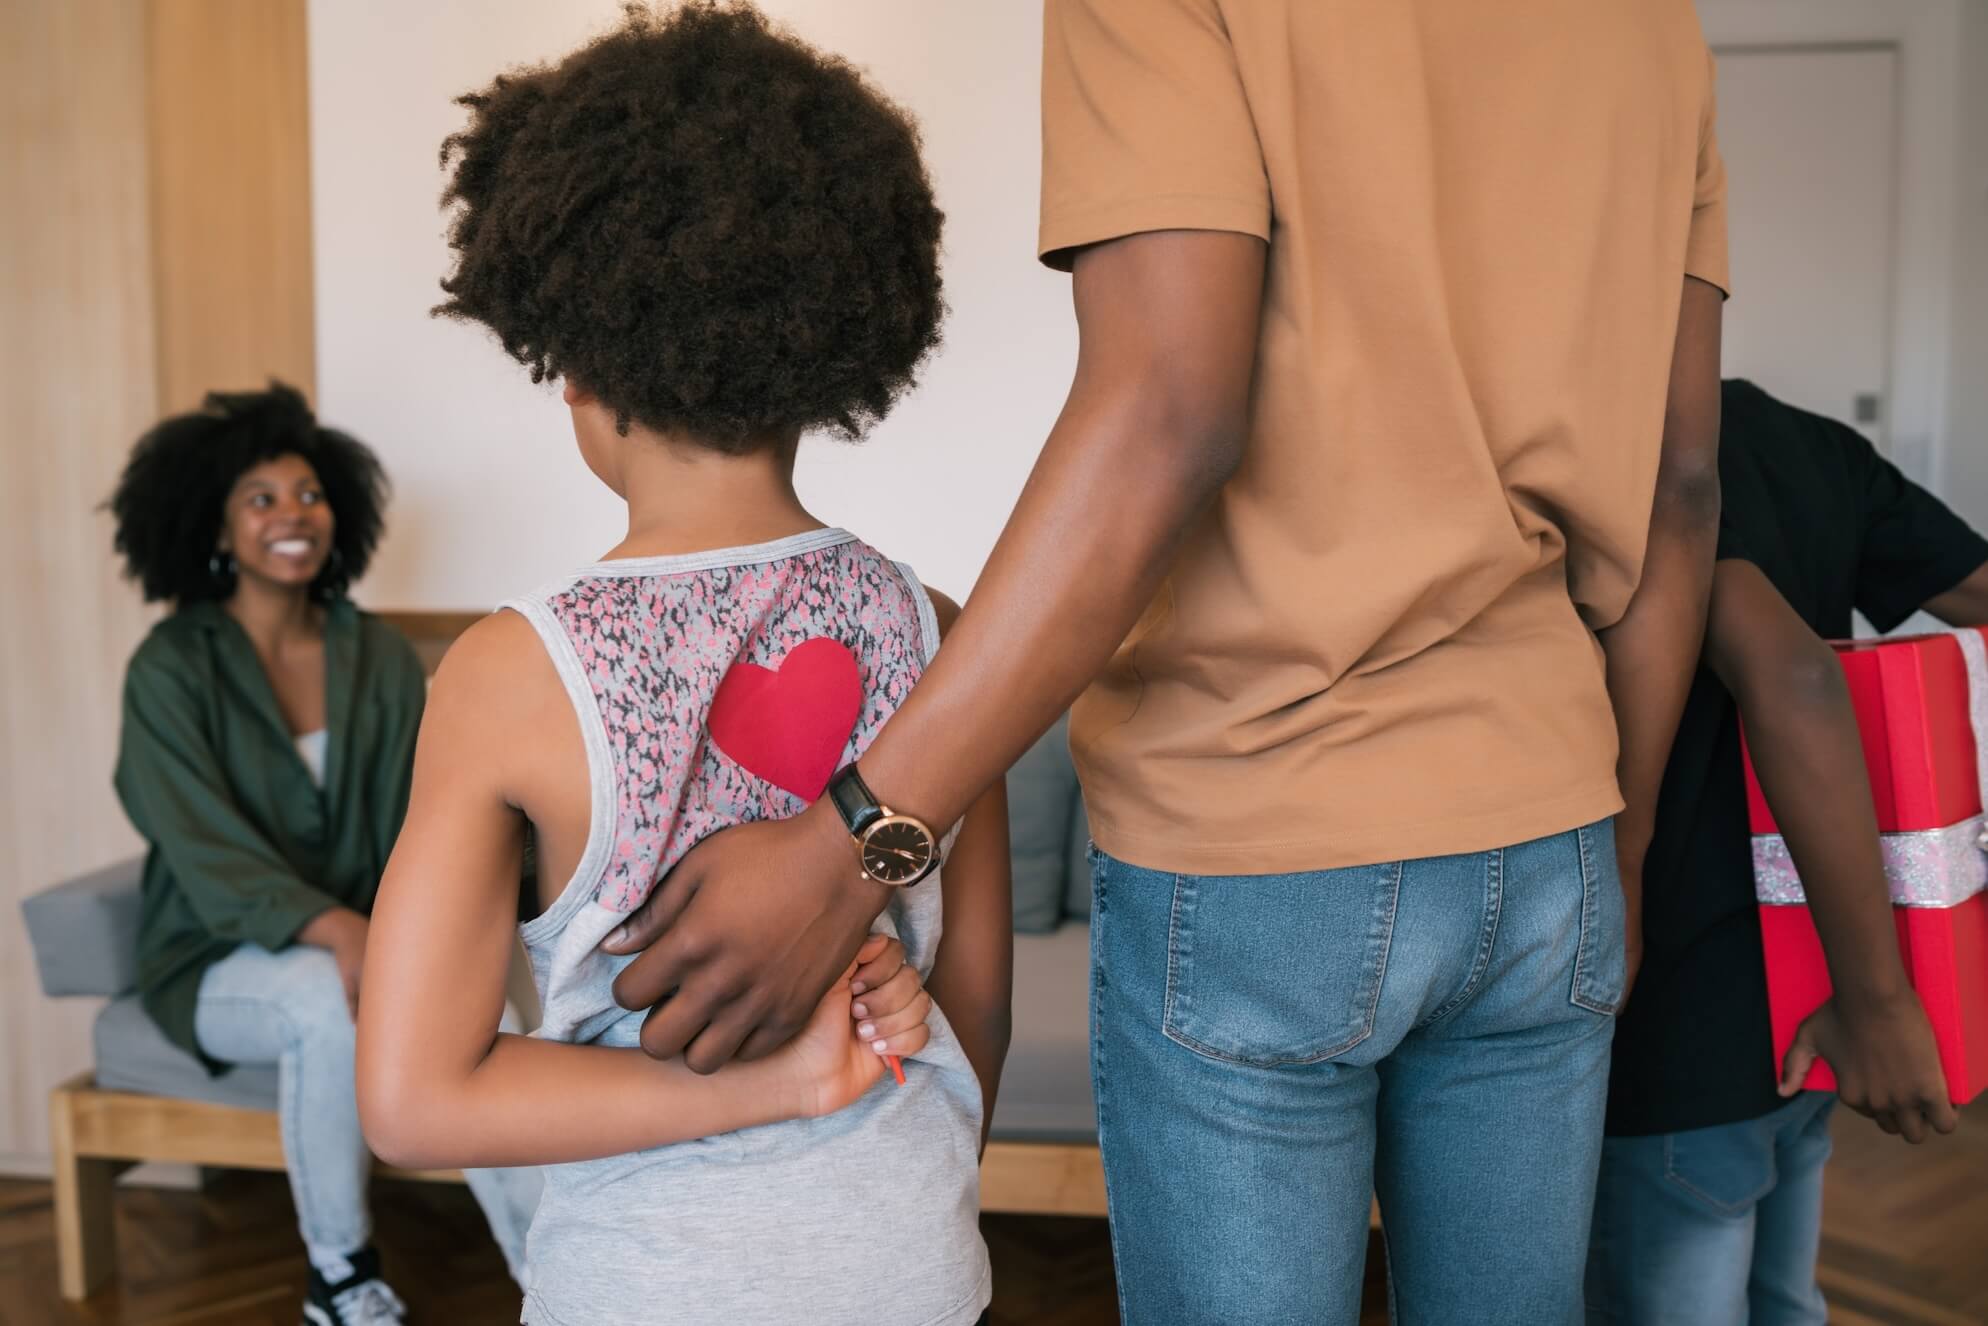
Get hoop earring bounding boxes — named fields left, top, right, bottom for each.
left=208, top=551, right=237, bottom=582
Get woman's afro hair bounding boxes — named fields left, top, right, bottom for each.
left=107, top=381, right=388, bottom=604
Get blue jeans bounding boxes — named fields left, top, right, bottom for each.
left=1090, top=822, right=1625, bottom=1326
left=1585, top=1093, right=1835, bottom=1325
left=194, top=943, right=543, bottom=1282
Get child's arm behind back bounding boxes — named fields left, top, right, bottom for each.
left=355, top=613, right=886, bottom=1170
left=1706, top=560, right=1957, bottom=1142
left=1924, top=560, right=1988, bottom=628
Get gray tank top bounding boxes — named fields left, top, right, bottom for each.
left=502, top=529, right=989, bottom=1326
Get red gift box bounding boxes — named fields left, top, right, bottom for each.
left=1744, top=628, right=1988, bottom=1105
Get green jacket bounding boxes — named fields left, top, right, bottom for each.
left=114, top=599, right=426, bottom=1070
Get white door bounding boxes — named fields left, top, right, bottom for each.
left=1713, top=45, right=1897, bottom=444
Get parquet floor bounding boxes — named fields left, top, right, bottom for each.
left=1815, top=1091, right=1988, bottom=1326
left=0, top=1094, right=1979, bottom=1324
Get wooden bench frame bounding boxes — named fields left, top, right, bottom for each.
left=48, top=1071, right=1107, bottom=1300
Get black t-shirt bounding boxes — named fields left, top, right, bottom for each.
left=1605, top=380, right=1988, bottom=1137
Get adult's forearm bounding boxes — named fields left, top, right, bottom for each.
left=862, top=410, right=1232, bottom=829
left=855, top=231, right=1263, bottom=832
left=1605, top=275, right=1724, bottom=873
left=177, top=853, right=341, bottom=952
left=1602, top=504, right=1719, bottom=872
left=361, top=1034, right=800, bottom=1170
left=296, top=905, right=362, bottom=951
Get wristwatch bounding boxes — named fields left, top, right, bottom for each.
left=826, top=765, right=940, bottom=887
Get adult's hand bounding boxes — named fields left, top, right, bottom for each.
left=603, top=798, right=890, bottom=1073
left=299, top=906, right=369, bottom=1018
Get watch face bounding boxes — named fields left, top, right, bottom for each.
left=862, top=817, right=935, bottom=885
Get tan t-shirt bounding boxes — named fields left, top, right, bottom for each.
left=1040, top=0, right=1729, bottom=874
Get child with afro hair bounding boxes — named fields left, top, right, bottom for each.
left=355, top=7, right=1009, bottom=1325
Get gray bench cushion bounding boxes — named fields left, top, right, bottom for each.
left=21, top=857, right=145, bottom=998
left=93, top=994, right=279, bottom=1112
left=77, top=928, right=1095, bottom=1136
left=38, top=773, right=1105, bottom=1141
left=987, top=923, right=1095, bottom=1141
left=93, top=933, right=1096, bottom=1136
left=1008, top=716, right=1079, bottom=934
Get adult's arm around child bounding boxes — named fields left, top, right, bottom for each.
left=605, top=230, right=1264, bottom=1073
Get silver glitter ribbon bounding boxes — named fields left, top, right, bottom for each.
left=1755, top=629, right=1988, bottom=909
left=1959, top=629, right=1988, bottom=798
left=1754, top=819, right=1988, bottom=907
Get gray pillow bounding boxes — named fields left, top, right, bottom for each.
left=1006, top=715, right=1078, bottom=933
left=21, top=856, right=146, bottom=998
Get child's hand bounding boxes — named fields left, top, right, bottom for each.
left=849, top=934, right=932, bottom=1062
left=782, top=935, right=930, bottom=1118
left=1779, top=991, right=1959, bottom=1143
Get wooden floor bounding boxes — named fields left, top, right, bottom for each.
left=1815, top=1091, right=1988, bottom=1326
left=1, top=1095, right=1980, bottom=1324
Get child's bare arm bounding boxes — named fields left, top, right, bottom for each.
left=919, top=590, right=1016, bottom=1153
left=1706, top=560, right=1957, bottom=1142
left=1923, top=559, right=1988, bottom=627
left=356, top=614, right=870, bottom=1170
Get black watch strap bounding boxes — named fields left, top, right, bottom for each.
left=827, top=765, right=884, bottom=837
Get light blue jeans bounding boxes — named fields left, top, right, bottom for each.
left=1090, top=821, right=1625, bottom=1326
left=1585, top=1093, right=1835, bottom=1325
left=194, top=942, right=542, bottom=1281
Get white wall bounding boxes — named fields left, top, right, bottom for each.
left=1944, top=1, right=1988, bottom=526
left=1699, top=0, right=1971, bottom=504
left=312, top=1, right=1987, bottom=612
left=308, top=1, right=1072, bottom=608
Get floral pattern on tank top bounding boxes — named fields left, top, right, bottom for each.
left=542, top=537, right=927, bottom=916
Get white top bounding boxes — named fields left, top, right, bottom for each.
left=294, top=729, right=328, bottom=787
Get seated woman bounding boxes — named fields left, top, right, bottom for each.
left=106, top=383, right=534, bottom=1326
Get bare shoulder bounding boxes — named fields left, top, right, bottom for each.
left=420, top=607, right=588, bottom=864
left=425, top=609, right=563, bottom=734
left=926, top=587, right=962, bottom=639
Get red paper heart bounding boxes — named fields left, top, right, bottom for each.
left=707, top=637, right=863, bottom=802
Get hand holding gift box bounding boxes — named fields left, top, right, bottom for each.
left=1745, top=629, right=1988, bottom=1106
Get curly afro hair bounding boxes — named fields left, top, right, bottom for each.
left=108, top=382, right=389, bottom=605
left=434, top=1, right=945, bottom=451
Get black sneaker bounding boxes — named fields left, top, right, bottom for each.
left=302, top=1246, right=408, bottom=1326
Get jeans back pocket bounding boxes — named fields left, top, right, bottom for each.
left=1663, top=1119, right=1775, bottom=1215
left=1570, top=818, right=1627, bottom=1015
left=1162, top=862, right=1402, bottom=1067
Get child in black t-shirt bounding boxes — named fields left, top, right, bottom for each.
left=1585, top=380, right=1986, bottom=1325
